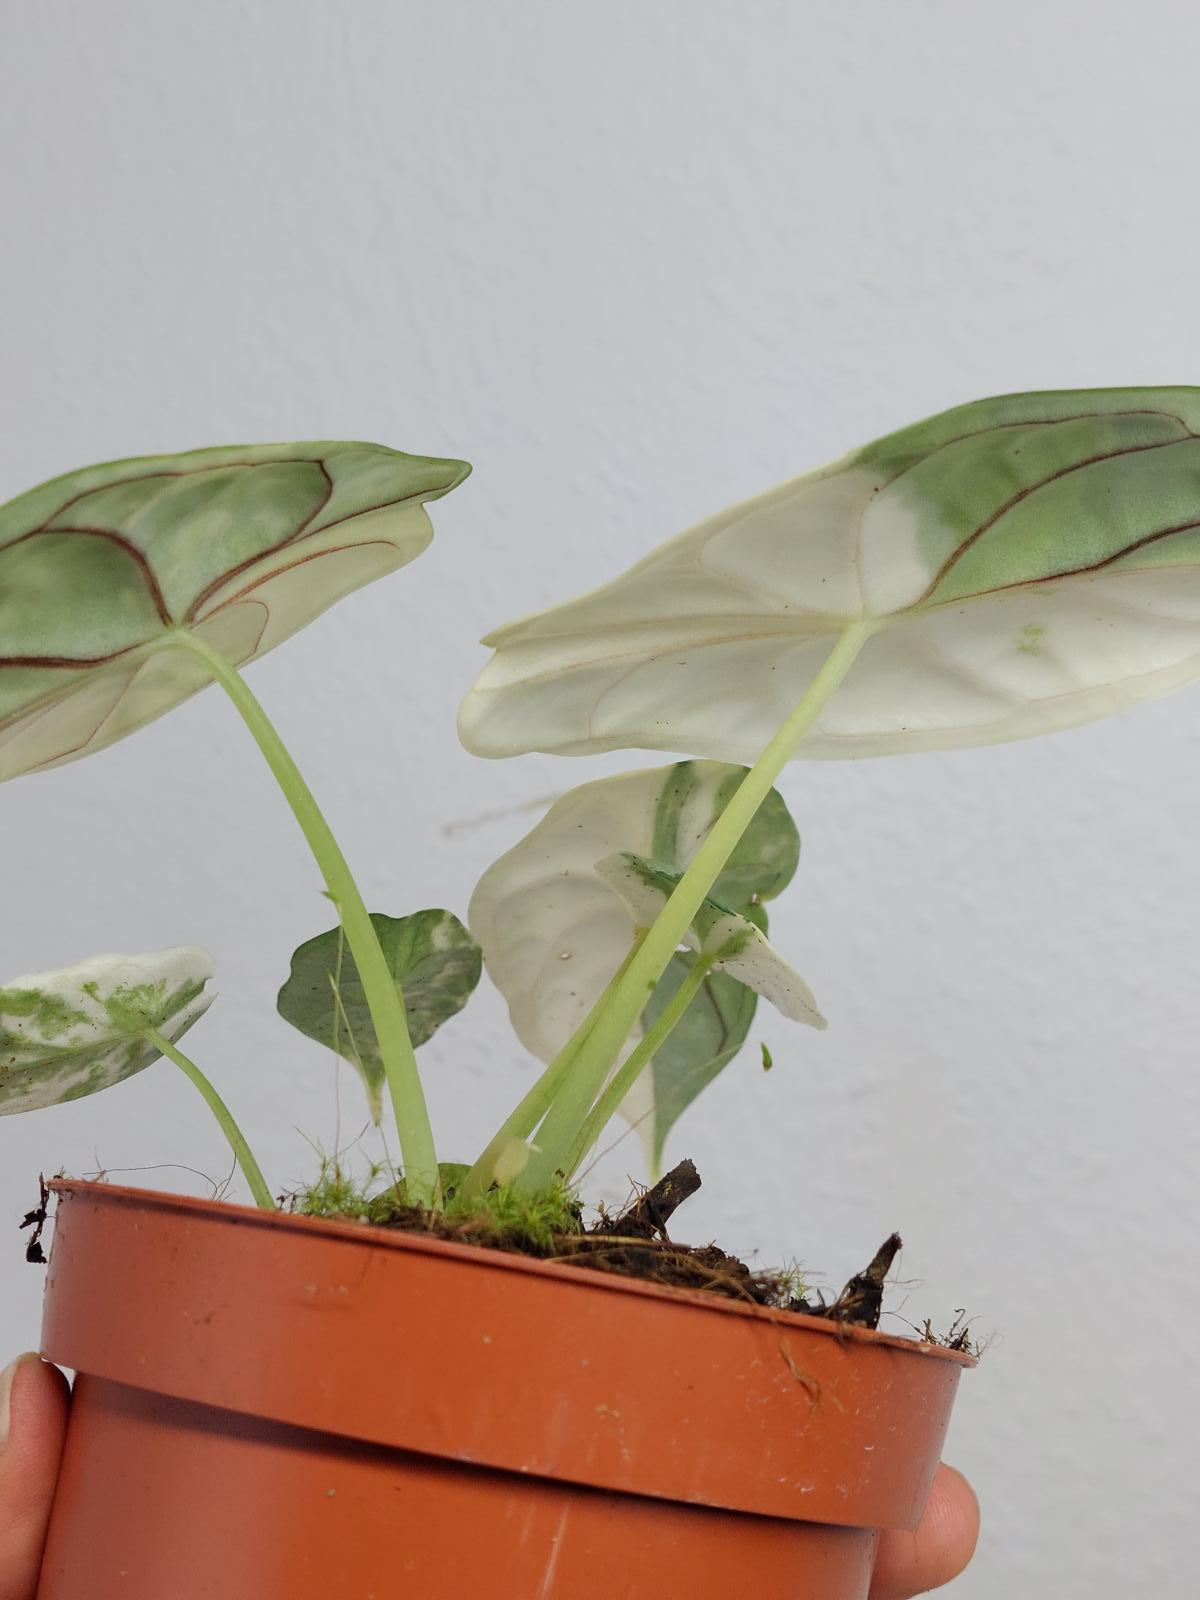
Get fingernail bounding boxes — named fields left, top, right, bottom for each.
left=0, top=1353, right=41, bottom=1453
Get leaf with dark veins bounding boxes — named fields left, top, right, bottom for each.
left=459, top=388, right=1200, bottom=762
left=0, top=442, right=470, bottom=781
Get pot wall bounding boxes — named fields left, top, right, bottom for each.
left=36, top=1183, right=970, bottom=1599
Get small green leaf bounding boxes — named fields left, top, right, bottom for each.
left=389, top=1161, right=473, bottom=1206
left=277, top=911, right=482, bottom=1122
left=761, top=1042, right=773, bottom=1071
left=0, top=947, right=215, bottom=1114
left=1, top=442, right=470, bottom=782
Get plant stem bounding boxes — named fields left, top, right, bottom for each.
left=560, top=953, right=716, bottom=1180
left=143, top=1025, right=275, bottom=1210
left=526, top=619, right=876, bottom=1183
left=459, top=935, right=645, bottom=1200
left=165, top=630, right=440, bottom=1206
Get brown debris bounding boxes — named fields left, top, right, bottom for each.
left=19, top=1174, right=50, bottom=1265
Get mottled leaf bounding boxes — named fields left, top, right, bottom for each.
left=460, top=388, right=1200, bottom=761
left=277, top=910, right=482, bottom=1121
left=469, top=761, right=806, bottom=1170
left=0, top=947, right=214, bottom=1114
left=596, top=852, right=825, bottom=1025
left=1, top=442, right=469, bottom=781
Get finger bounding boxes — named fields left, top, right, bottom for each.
left=0, top=1355, right=70, bottom=1600
left=870, top=1464, right=980, bottom=1599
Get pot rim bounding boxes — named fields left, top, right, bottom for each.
left=47, top=1177, right=975, bottom=1368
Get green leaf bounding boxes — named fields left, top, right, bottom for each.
left=469, top=761, right=808, bottom=1170
left=459, top=387, right=1200, bottom=761
left=277, top=910, right=482, bottom=1122
left=0, top=947, right=214, bottom=1114
left=1, top=442, right=470, bottom=782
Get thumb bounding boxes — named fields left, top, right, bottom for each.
left=870, top=1464, right=980, bottom=1599
left=0, top=1356, right=69, bottom=1600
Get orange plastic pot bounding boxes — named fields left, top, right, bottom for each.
left=36, top=1181, right=971, bottom=1599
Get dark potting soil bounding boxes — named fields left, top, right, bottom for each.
left=23, top=1163, right=973, bottom=1347
left=306, top=1158, right=954, bottom=1339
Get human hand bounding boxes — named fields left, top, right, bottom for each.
left=870, top=1463, right=979, bottom=1597
left=1, top=1353, right=977, bottom=1599
left=0, top=1356, right=69, bottom=1600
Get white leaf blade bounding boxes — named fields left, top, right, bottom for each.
left=0, top=947, right=215, bottom=1114
left=460, top=389, right=1200, bottom=763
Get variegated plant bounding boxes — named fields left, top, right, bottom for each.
left=459, top=388, right=1200, bottom=1194
left=0, top=948, right=214, bottom=1115
left=0, top=442, right=468, bottom=781
left=1, top=441, right=472, bottom=1207
left=460, top=388, right=1200, bottom=762
left=6, top=391, right=1200, bottom=1218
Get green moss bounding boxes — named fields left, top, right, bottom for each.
left=290, top=1157, right=407, bottom=1226
left=289, top=1155, right=582, bottom=1246
left=443, top=1178, right=582, bottom=1249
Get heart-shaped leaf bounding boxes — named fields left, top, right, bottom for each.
left=459, top=388, right=1200, bottom=761
left=1, top=442, right=469, bottom=782
left=277, top=910, right=482, bottom=1122
left=0, top=947, right=214, bottom=1114
left=469, top=761, right=805, bottom=1169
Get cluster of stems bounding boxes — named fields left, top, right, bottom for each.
left=157, top=620, right=874, bottom=1212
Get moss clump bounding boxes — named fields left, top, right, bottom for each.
left=289, top=1157, right=409, bottom=1226
left=442, top=1178, right=582, bottom=1250
left=287, top=1156, right=581, bottom=1249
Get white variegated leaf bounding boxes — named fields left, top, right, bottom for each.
left=469, top=761, right=805, bottom=1170
left=0, top=947, right=215, bottom=1114
left=459, top=388, right=1200, bottom=761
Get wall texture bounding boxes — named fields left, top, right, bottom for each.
left=2, top=3, right=1198, bottom=1594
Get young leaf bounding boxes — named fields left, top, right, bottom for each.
left=0, top=947, right=214, bottom=1114
left=0, top=442, right=470, bottom=782
left=459, top=388, right=1200, bottom=761
left=277, top=910, right=482, bottom=1122
left=469, top=761, right=806, bottom=1168
left=595, top=852, right=825, bottom=1026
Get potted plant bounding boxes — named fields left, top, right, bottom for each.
left=5, top=387, right=1190, bottom=1596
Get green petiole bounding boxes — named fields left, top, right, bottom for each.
left=557, top=950, right=717, bottom=1182
left=164, top=630, right=441, bottom=1208
left=515, top=620, right=876, bottom=1187
left=143, top=1024, right=275, bottom=1210
left=459, top=935, right=645, bottom=1200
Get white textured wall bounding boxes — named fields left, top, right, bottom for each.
left=3, top=3, right=1199, bottom=1594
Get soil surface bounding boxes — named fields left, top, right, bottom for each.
left=23, top=1161, right=972, bottom=1346
left=308, top=1158, right=945, bottom=1337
